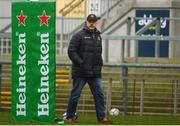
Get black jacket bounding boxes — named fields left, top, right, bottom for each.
left=68, top=23, right=103, bottom=78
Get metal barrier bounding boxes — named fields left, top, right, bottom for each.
left=56, top=62, right=180, bottom=116
left=0, top=61, right=180, bottom=115
left=57, top=0, right=124, bottom=55
left=0, top=34, right=11, bottom=55
left=1, top=29, right=180, bottom=63
left=0, top=63, right=2, bottom=110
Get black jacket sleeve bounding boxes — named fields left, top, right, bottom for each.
left=68, top=33, right=83, bottom=66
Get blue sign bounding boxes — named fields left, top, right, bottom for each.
left=136, top=10, right=169, bottom=57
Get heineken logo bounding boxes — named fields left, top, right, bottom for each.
left=12, top=2, right=55, bottom=122
left=16, top=32, right=27, bottom=116
left=17, top=10, right=27, bottom=26
left=17, top=10, right=51, bottom=27
left=38, top=10, right=51, bottom=27
left=37, top=32, right=50, bottom=116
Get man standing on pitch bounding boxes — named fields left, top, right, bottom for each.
left=65, top=14, right=112, bottom=124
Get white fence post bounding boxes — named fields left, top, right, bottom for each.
left=140, top=79, right=145, bottom=116
left=106, top=78, right=112, bottom=114
left=173, top=80, right=178, bottom=116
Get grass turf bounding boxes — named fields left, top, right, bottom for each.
left=1, top=111, right=180, bottom=125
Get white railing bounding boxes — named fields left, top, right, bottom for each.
left=0, top=36, right=11, bottom=55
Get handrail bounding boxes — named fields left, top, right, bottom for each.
left=0, top=33, right=11, bottom=38
left=63, top=0, right=84, bottom=16
left=1, top=61, right=180, bottom=69
left=69, top=0, right=124, bottom=36
left=0, top=23, right=11, bottom=33
left=59, top=0, right=76, bottom=14
left=55, top=62, right=180, bottom=69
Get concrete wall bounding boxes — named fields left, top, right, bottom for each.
left=170, top=0, right=180, bottom=57
left=0, top=0, right=11, bottom=16
left=0, top=0, right=11, bottom=33
left=102, top=10, right=135, bottom=63
left=135, top=0, right=170, bottom=8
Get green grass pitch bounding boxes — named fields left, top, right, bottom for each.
left=1, top=111, right=180, bottom=125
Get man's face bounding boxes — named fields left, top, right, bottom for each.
left=87, top=20, right=97, bottom=30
